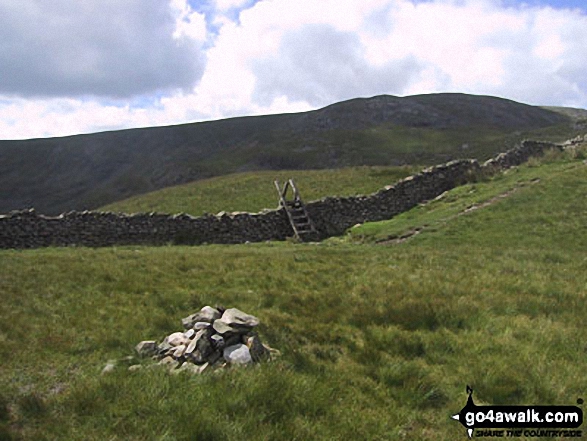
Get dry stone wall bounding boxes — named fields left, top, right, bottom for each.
left=0, top=140, right=564, bottom=249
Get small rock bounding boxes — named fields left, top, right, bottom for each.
left=135, top=340, right=158, bottom=357
left=212, top=319, right=236, bottom=335
left=221, top=308, right=260, bottom=328
left=194, top=322, right=211, bottom=330
left=223, top=344, right=252, bottom=365
left=167, top=332, right=189, bottom=347
left=173, top=344, right=187, bottom=358
left=181, top=306, right=221, bottom=329
left=184, top=329, right=196, bottom=339
left=128, top=364, right=143, bottom=372
left=101, top=361, right=116, bottom=375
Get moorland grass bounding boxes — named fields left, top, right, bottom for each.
left=100, top=165, right=422, bottom=216
left=1, top=150, right=586, bottom=440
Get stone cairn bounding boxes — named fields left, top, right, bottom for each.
left=132, top=306, right=275, bottom=374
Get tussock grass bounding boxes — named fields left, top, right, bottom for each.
left=1, top=151, right=586, bottom=439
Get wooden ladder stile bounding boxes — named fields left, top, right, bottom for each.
left=274, top=179, right=318, bottom=242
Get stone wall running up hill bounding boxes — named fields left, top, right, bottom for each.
left=0, top=140, right=565, bottom=249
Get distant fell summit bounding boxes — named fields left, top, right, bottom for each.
left=0, top=93, right=580, bottom=215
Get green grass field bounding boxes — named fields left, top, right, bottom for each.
left=99, top=165, right=422, bottom=216
left=1, top=146, right=586, bottom=440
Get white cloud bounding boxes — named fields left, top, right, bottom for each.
left=171, top=0, right=207, bottom=41
left=251, top=23, right=422, bottom=106
left=1, top=0, right=587, bottom=140
left=214, top=0, right=251, bottom=12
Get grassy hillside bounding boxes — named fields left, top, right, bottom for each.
left=100, top=165, right=422, bottom=215
left=1, top=146, right=586, bottom=440
left=0, top=93, right=580, bottom=215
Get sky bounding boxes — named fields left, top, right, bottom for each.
left=1, top=0, right=586, bottom=140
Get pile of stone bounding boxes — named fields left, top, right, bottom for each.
left=133, top=306, right=275, bottom=374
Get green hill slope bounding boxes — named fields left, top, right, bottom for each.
left=1, top=146, right=586, bottom=440
left=100, top=165, right=422, bottom=215
left=0, top=93, right=580, bottom=215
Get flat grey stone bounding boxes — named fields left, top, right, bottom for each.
left=212, top=319, right=237, bottom=334
left=221, top=308, right=260, bottom=328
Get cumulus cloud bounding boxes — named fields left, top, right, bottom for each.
left=252, top=24, right=423, bottom=107
left=214, top=0, right=252, bottom=12
left=1, top=0, right=587, bottom=139
left=0, top=0, right=207, bottom=98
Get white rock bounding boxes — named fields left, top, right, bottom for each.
left=200, top=306, right=221, bottom=321
left=184, top=329, right=196, bottom=339
left=173, top=344, right=186, bottom=358
left=194, top=321, right=211, bottom=330
left=167, top=332, right=188, bottom=347
left=223, top=344, right=252, bottom=365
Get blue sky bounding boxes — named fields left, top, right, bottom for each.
left=511, top=0, right=586, bottom=9
left=0, top=0, right=586, bottom=139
